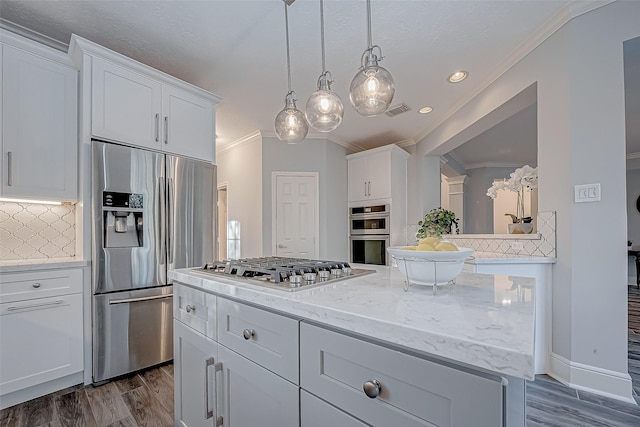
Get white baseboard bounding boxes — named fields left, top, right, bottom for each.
left=549, top=352, right=635, bottom=404
left=0, top=372, right=83, bottom=410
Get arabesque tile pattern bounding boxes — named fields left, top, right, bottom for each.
left=0, top=202, right=75, bottom=260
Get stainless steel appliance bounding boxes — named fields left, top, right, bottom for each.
left=197, top=257, right=374, bottom=292
left=349, top=205, right=390, bottom=266
left=349, top=204, right=390, bottom=235
left=92, top=140, right=215, bottom=382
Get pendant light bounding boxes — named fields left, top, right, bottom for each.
left=305, top=0, right=344, bottom=132
left=274, top=0, right=308, bottom=144
left=349, top=0, right=395, bottom=116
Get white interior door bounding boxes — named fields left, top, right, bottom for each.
left=273, top=173, right=319, bottom=259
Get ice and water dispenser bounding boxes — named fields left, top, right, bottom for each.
left=102, top=191, right=144, bottom=248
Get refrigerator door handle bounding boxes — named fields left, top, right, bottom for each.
left=168, top=177, right=174, bottom=265
left=158, top=176, right=167, bottom=267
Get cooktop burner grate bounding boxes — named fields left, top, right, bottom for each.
left=197, top=257, right=374, bottom=291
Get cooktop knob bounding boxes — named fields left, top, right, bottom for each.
left=331, top=269, right=342, bottom=277
left=303, top=272, right=317, bottom=282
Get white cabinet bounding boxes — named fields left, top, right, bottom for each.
left=174, top=320, right=220, bottom=427
left=301, top=391, right=368, bottom=427
left=162, top=84, right=215, bottom=160
left=300, top=322, right=504, bottom=427
left=0, top=269, right=83, bottom=401
left=71, top=35, right=220, bottom=163
left=173, top=283, right=300, bottom=427
left=218, top=344, right=299, bottom=427
left=347, top=145, right=407, bottom=203
left=1, top=32, right=78, bottom=201
left=91, top=57, right=162, bottom=151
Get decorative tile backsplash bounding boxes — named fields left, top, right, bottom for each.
left=0, top=202, right=76, bottom=260
left=407, top=211, right=556, bottom=258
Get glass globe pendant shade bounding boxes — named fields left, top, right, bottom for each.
left=274, top=92, right=308, bottom=144
left=305, top=75, right=344, bottom=132
left=349, top=57, right=395, bottom=116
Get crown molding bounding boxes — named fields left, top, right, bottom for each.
left=216, top=130, right=262, bottom=155
left=465, top=161, right=530, bottom=170
left=412, top=0, right=614, bottom=147
left=0, top=19, right=68, bottom=52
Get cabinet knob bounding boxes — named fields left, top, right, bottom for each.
left=242, top=328, right=255, bottom=340
left=363, top=379, right=381, bottom=398
left=185, top=304, right=196, bottom=313
left=32, top=282, right=41, bottom=288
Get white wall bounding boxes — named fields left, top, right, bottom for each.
left=627, top=169, right=640, bottom=283
left=261, top=137, right=348, bottom=261
left=414, top=1, right=638, bottom=400
left=216, top=135, right=263, bottom=258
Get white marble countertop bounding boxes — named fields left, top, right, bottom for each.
left=0, top=257, right=89, bottom=273
left=170, top=265, right=536, bottom=380
left=466, top=252, right=556, bottom=264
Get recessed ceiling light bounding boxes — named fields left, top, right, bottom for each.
left=448, top=70, right=468, bottom=83
left=418, top=106, right=433, bottom=114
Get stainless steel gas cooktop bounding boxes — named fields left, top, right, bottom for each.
left=195, top=257, right=375, bottom=292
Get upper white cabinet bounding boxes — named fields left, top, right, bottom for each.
left=347, top=144, right=408, bottom=203
left=1, top=31, right=78, bottom=201
left=91, top=57, right=161, bottom=151
left=70, top=35, right=221, bottom=163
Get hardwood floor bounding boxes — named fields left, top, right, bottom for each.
left=2, top=290, right=640, bottom=427
left=0, top=364, right=174, bottom=427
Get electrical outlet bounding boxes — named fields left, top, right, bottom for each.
left=511, top=241, right=524, bottom=251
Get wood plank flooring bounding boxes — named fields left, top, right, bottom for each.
left=0, top=364, right=173, bottom=427
left=2, top=290, right=640, bottom=427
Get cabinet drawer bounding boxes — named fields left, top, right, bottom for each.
left=217, top=298, right=299, bottom=384
left=300, top=323, right=504, bottom=427
left=0, top=269, right=82, bottom=303
left=174, top=284, right=216, bottom=339
left=301, top=391, right=369, bottom=427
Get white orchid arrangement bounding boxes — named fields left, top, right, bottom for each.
left=487, top=165, right=538, bottom=223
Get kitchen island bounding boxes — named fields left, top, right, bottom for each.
left=170, top=265, right=535, bottom=427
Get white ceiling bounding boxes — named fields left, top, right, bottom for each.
left=0, top=0, right=613, bottom=154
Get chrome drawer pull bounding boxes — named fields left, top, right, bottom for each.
left=7, top=300, right=63, bottom=311
left=32, top=282, right=41, bottom=288
left=242, top=328, right=255, bottom=340
left=363, top=379, right=382, bottom=398
left=186, top=304, right=196, bottom=313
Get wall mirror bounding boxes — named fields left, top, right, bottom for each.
left=437, top=83, right=538, bottom=236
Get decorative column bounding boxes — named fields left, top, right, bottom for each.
left=445, top=175, right=468, bottom=233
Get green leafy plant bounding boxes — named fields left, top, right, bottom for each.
left=416, top=208, right=460, bottom=239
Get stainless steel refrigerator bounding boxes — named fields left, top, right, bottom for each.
left=91, top=140, right=215, bottom=383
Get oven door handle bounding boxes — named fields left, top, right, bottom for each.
left=109, top=294, right=173, bottom=305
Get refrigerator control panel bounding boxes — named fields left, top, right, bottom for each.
left=103, top=191, right=144, bottom=209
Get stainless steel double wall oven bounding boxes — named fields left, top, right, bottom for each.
left=92, top=140, right=215, bottom=383
left=349, top=204, right=390, bottom=266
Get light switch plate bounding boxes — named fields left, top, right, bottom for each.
left=574, top=183, right=601, bottom=203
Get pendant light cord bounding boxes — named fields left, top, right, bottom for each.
left=284, top=1, right=292, bottom=92
left=366, top=0, right=372, bottom=50
left=320, top=0, right=326, bottom=74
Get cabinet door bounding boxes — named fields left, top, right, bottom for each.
left=92, top=57, right=162, bottom=150
left=218, top=345, right=298, bottom=427
left=365, top=151, right=390, bottom=200
left=1, top=45, right=78, bottom=200
left=347, top=156, right=368, bottom=203
left=301, top=391, right=369, bottom=427
left=0, top=293, right=83, bottom=395
left=174, top=320, right=218, bottom=427
left=162, top=85, right=215, bottom=162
